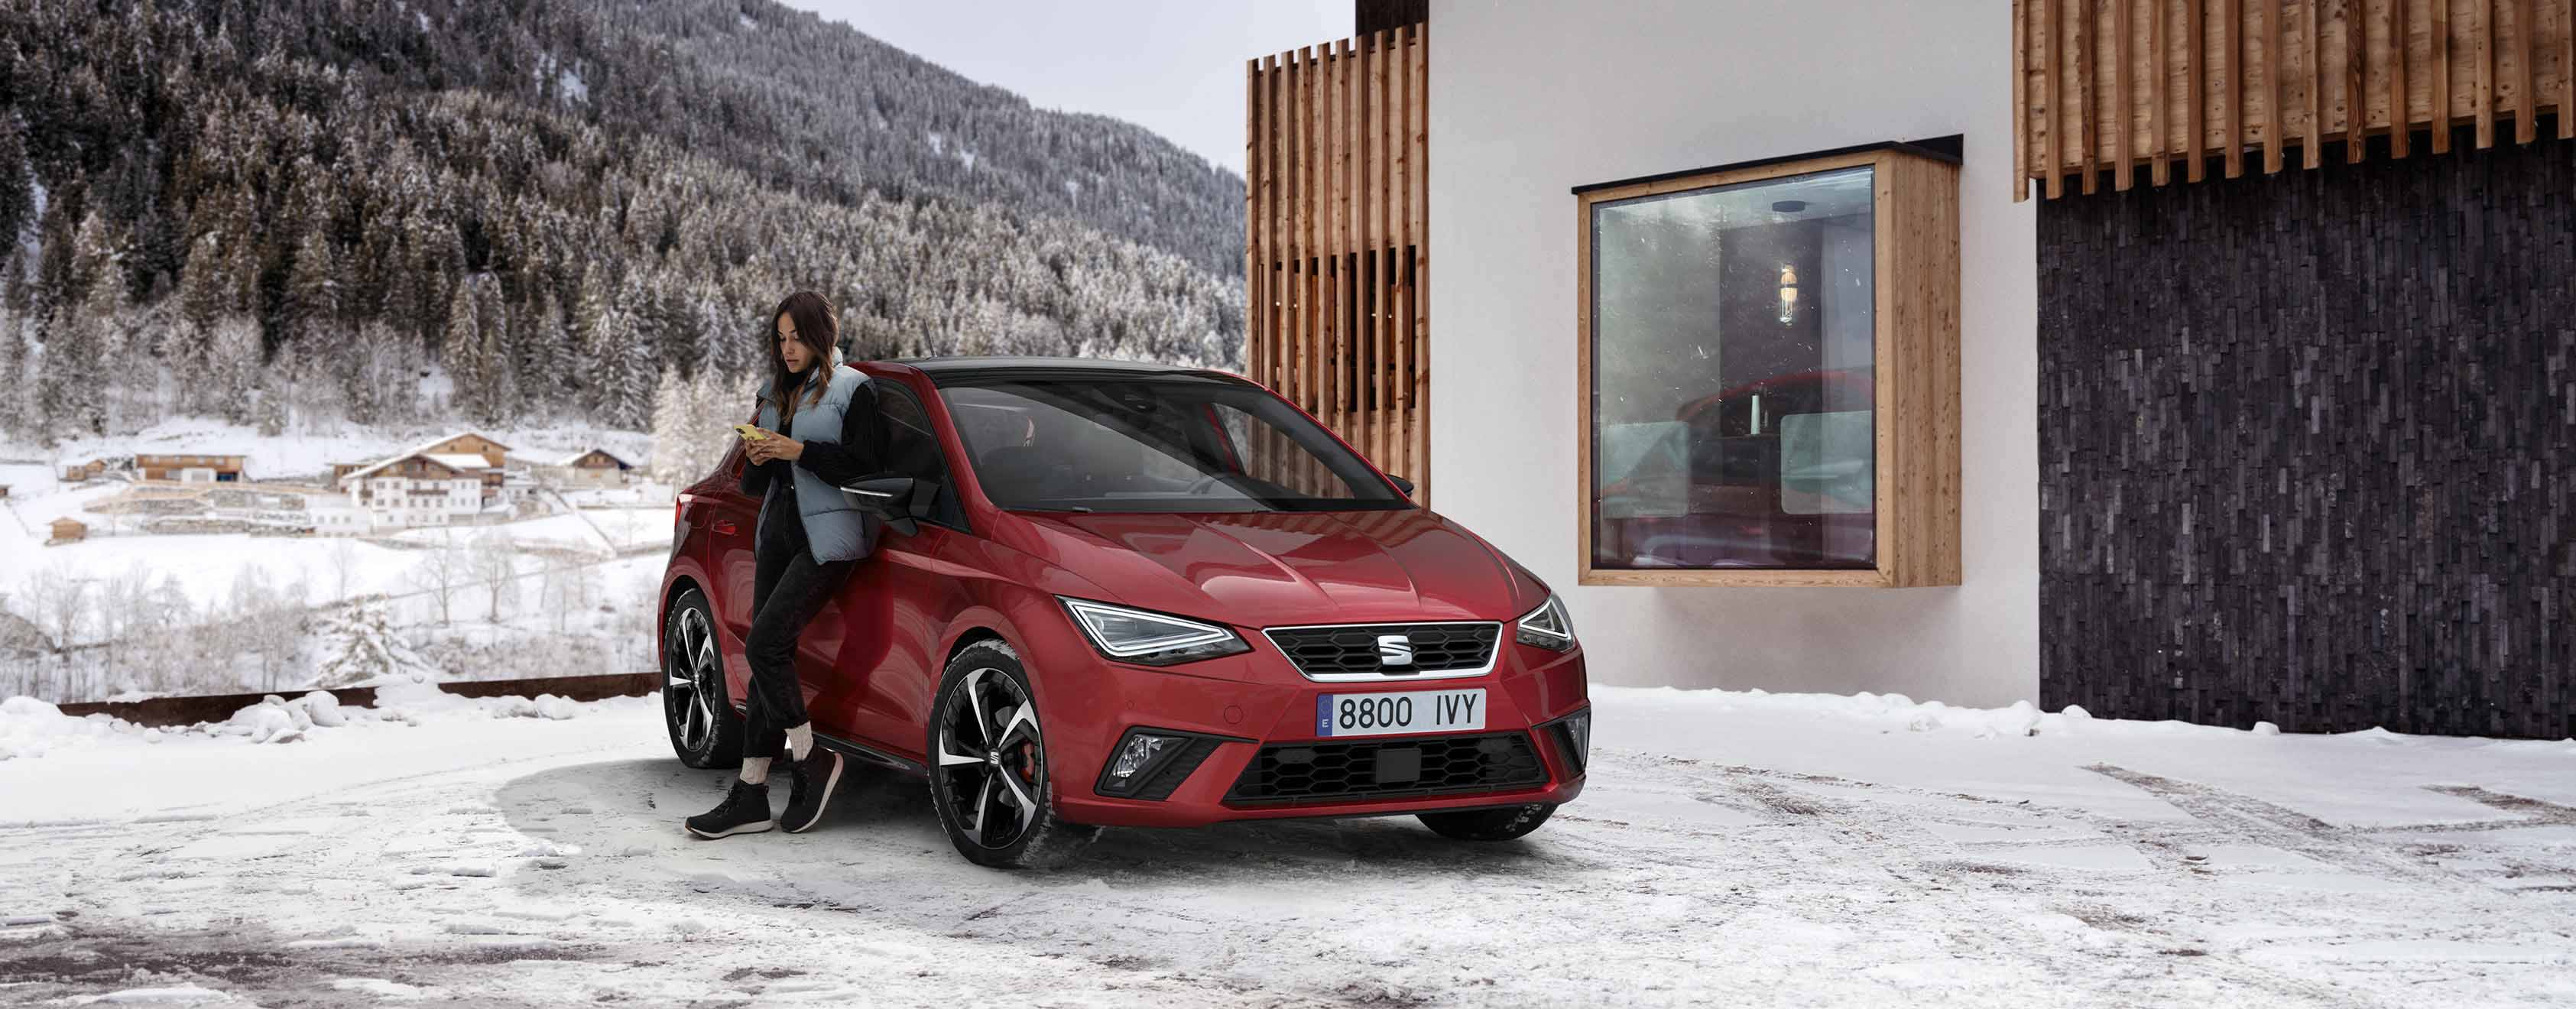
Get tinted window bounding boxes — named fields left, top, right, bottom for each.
left=941, top=376, right=1408, bottom=514
left=874, top=381, right=968, bottom=530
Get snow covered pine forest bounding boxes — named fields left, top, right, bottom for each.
left=0, top=0, right=1247, bottom=702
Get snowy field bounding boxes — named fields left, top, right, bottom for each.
left=2, top=686, right=2571, bottom=1007
left=1, top=422, right=676, bottom=702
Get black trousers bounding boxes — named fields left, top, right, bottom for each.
left=743, top=496, right=855, bottom=761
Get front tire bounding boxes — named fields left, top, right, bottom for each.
left=926, top=639, right=1098, bottom=869
left=1418, top=803, right=1556, bottom=841
left=662, top=589, right=744, bottom=769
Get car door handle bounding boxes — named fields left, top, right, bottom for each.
left=711, top=520, right=738, bottom=535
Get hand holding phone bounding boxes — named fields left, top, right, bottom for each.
left=732, top=424, right=768, bottom=441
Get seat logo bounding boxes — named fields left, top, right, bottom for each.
left=1376, top=634, right=1414, bottom=666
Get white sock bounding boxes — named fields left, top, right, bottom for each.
left=739, top=757, right=771, bottom=785
left=787, top=724, right=814, bottom=761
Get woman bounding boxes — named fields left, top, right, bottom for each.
left=685, top=290, right=889, bottom=839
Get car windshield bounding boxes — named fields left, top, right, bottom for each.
left=939, top=375, right=1411, bottom=514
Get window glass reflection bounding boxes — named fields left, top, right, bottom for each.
left=1591, top=166, right=1875, bottom=569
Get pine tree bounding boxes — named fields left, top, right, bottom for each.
left=312, top=595, right=431, bottom=688
left=380, top=236, right=421, bottom=344
left=647, top=362, right=685, bottom=484
left=441, top=279, right=484, bottom=420
left=209, top=315, right=261, bottom=427
left=283, top=226, right=339, bottom=349
left=472, top=277, right=517, bottom=426
left=571, top=261, right=609, bottom=375
left=0, top=115, right=31, bottom=248
left=524, top=285, right=573, bottom=412
left=342, top=319, right=397, bottom=424
left=0, top=301, right=22, bottom=437
left=595, top=300, right=652, bottom=430
left=251, top=366, right=288, bottom=436
left=76, top=258, right=125, bottom=436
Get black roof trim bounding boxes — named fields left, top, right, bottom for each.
left=893, top=355, right=1236, bottom=385
left=1570, top=135, right=1964, bottom=196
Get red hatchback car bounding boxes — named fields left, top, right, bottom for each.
left=658, top=358, right=1588, bottom=868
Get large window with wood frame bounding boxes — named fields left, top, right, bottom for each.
left=1577, top=144, right=1962, bottom=588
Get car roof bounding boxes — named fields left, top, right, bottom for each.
left=886, top=355, right=1239, bottom=385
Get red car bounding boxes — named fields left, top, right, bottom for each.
left=657, top=358, right=1588, bottom=868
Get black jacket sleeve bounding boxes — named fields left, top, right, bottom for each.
left=791, top=381, right=890, bottom=489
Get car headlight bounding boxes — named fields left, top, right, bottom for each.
left=1514, top=592, right=1575, bottom=650
left=1059, top=597, right=1252, bottom=666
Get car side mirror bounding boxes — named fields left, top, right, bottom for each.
left=1385, top=473, right=1416, bottom=497
left=840, top=475, right=937, bottom=537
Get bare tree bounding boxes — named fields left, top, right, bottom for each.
left=469, top=528, right=519, bottom=624
left=96, top=563, right=151, bottom=694
left=28, top=562, right=89, bottom=654
left=408, top=528, right=468, bottom=627
left=537, top=555, right=573, bottom=633
left=326, top=537, right=360, bottom=602
left=226, top=564, right=311, bottom=694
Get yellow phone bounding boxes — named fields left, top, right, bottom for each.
left=732, top=423, right=768, bottom=441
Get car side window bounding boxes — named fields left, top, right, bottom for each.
left=874, top=381, right=969, bottom=532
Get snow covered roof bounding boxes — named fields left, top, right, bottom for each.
left=556, top=448, right=634, bottom=468
left=339, top=453, right=469, bottom=485
left=424, top=453, right=495, bottom=471
left=337, top=431, right=514, bottom=485
left=420, top=431, right=513, bottom=453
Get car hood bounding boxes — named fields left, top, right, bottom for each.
left=1011, top=509, right=1535, bottom=628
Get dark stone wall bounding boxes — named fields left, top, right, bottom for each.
left=1355, top=0, right=1427, bottom=35
left=2037, top=134, right=2576, bottom=739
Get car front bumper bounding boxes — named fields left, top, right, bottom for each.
left=1044, top=633, right=1589, bottom=829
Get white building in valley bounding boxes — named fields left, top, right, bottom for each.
left=335, top=451, right=490, bottom=528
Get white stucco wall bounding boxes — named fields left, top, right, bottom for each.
left=1427, top=0, right=2039, bottom=706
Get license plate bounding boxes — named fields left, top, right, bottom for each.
left=1316, top=688, right=1485, bottom=738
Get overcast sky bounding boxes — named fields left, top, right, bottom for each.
left=777, top=1, right=1349, bottom=178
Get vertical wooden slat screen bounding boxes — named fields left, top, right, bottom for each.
left=2013, top=0, right=2575, bottom=199
left=1247, top=29, right=1432, bottom=501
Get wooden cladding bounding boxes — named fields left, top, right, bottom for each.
left=1245, top=28, right=1430, bottom=501
left=2014, top=0, right=2576, bottom=199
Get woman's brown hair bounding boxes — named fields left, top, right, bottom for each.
left=766, top=290, right=839, bottom=428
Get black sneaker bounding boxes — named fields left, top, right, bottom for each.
left=684, top=779, right=774, bottom=839
left=781, top=748, right=845, bottom=833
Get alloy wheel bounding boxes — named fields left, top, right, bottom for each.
left=663, top=605, right=720, bottom=754
left=935, top=666, right=1046, bottom=849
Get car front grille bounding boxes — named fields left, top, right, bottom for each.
left=1262, top=622, right=1501, bottom=680
left=1224, top=732, right=1548, bottom=806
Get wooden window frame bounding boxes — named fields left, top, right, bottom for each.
left=1574, top=144, right=1961, bottom=589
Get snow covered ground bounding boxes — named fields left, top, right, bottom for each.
left=2, top=686, right=2571, bottom=1007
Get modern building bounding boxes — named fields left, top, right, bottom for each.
left=1249, top=1, right=2573, bottom=738
left=135, top=453, right=248, bottom=482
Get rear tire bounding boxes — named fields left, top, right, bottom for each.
left=926, top=639, right=1099, bottom=869
left=662, top=589, right=744, bottom=769
left=1418, top=803, right=1556, bottom=841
